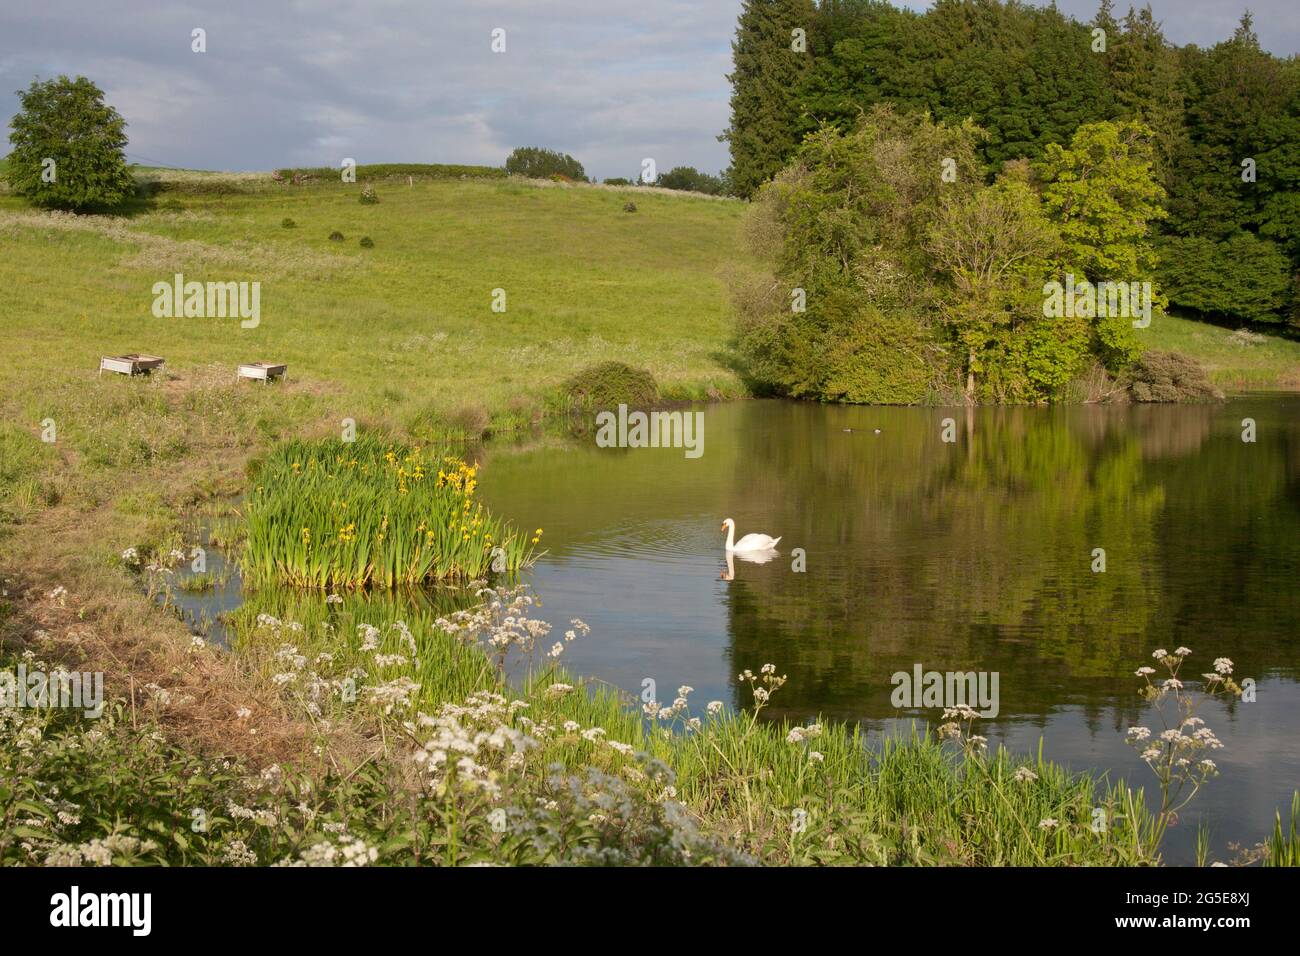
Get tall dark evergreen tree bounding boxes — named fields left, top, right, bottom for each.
left=794, top=2, right=928, bottom=136
left=722, top=0, right=817, bottom=199
left=1170, top=15, right=1290, bottom=238
left=1108, top=7, right=1187, bottom=191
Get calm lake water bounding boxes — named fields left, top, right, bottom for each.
left=478, top=397, right=1300, bottom=863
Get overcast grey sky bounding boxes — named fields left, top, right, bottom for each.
left=1, top=1, right=1295, bottom=180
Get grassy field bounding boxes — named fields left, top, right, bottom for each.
left=0, top=171, right=746, bottom=437
left=2, top=169, right=1298, bottom=867
left=2, top=169, right=1295, bottom=440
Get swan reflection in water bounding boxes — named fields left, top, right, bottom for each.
left=720, top=546, right=779, bottom=580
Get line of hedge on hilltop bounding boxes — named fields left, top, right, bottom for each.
left=274, top=163, right=507, bottom=182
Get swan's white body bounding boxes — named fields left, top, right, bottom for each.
left=722, top=518, right=780, bottom=553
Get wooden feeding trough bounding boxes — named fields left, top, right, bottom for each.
left=100, top=353, right=165, bottom=376
left=237, top=362, right=288, bottom=383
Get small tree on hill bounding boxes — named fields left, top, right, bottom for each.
left=505, top=147, right=587, bottom=181
left=655, top=166, right=728, bottom=195
left=7, top=75, right=135, bottom=210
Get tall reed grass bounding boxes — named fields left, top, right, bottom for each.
left=241, top=437, right=538, bottom=589
left=1266, top=790, right=1300, bottom=866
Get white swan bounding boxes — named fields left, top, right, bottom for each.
left=721, top=518, right=780, bottom=553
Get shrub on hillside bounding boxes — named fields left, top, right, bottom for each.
left=5, top=75, right=135, bottom=211
left=281, top=217, right=296, bottom=229
left=359, top=236, right=374, bottom=248
left=328, top=230, right=345, bottom=241
left=450, top=403, right=491, bottom=439
left=1124, top=350, right=1223, bottom=403
left=275, top=163, right=506, bottom=182
left=505, top=146, right=587, bottom=182
left=359, top=183, right=379, bottom=204
left=145, top=176, right=252, bottom=198
left=623, top=201, right=637, bottom=213
left=561, top=361, right=658, bottom=410
left=655, top=166, right=728, bottom=196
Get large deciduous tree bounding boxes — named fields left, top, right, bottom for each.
left=7, top=75, right=135, bottom=211
left=1036, top=120, right=1166, bottom=366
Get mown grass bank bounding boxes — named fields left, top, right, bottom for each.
left=1145, top=313, right=1300, bottom=392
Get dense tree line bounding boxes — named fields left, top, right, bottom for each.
left=724, top=0, right=1300, bottom=328
left=735, top=107, right=1177, bottom=403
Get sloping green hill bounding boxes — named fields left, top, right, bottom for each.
left=2, top=166, right=1296, bottom=431
left=0, top=172, right=747, bottom=432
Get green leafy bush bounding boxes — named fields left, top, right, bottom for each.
left=561, top=361, right=658, bottom=410
left=1124, top=350, right=1223, bottom=402
left=655, top=166, right=728, bottom=196
left=359, top=184, right=379, bottom=204
left=274, top=163, right=505, bottom=182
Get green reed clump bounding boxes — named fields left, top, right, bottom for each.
left=177, top=571, right=216, bottom=593
left=1266, top=790, right=1300, bottom=866
left=242, top=436, right=538, bottom=589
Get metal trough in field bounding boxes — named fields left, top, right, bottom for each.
left=100, top=354, right=165, bottom=376
left=237, top=362, right=288, bottom=383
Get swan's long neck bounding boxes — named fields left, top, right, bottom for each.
left=725, top=522, right=735, bottom=550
